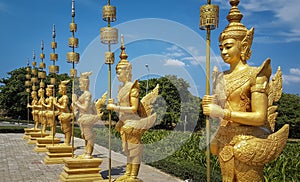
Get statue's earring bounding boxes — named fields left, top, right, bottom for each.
left=241, top=42, right=249, bottom=62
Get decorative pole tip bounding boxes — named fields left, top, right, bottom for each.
left=32, top=50, right=36, bottom=59
left=230, top=0, right=240, bottom=7
left=52, top=24, right=56, bottom=38
left=41, top=40, right=44, bottom=50
left=72, top=0, right=75, bottom=17
left=121, top=34, right=124, bottom=46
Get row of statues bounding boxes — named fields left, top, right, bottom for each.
left=27, top=80, right=73, bottom=146
left=27, top=74, right=107, bottom=159
left=26, top=0, right=288, bottom=181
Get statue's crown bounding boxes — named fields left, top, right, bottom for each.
left=219, top=0, right=254, bottom=45
left=117, top=34, right=131, bottom=70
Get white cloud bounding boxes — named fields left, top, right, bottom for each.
left=215, top=0, right=300, bottom=42
left=164, top=45, right=185, bottom=58
left=237, top=0, right=300, bottom=42
left=182, top=56, right=205, bottom=65
left=164, top=59, right=185, bottom=67
left=282, top=74, right=300, bottom=85
left=290, top=68, right=300, bottom=76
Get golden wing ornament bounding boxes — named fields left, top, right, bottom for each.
left=233, top=124, right=289, bottom=166
left=267, top=67, right=282, bottom=132
left=95, top=91, right=107, bottom=117
left=138, top=84, right=159, bottom=117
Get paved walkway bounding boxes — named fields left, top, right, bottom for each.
left=0, top=130, right=183, bottom=182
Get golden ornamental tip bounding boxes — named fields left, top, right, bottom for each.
left=52, top=24, right=56, bottom=38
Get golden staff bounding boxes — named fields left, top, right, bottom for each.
left=31, top=50, right=39, bottom=131
left=200, top=1, right=219, bottom=181
left=38, top=40, right=47, bottom=137
left=101, top=0, right=118, bottom=181
left=25, top=59, right=32, bottom=126
left=66, top=0, right=80, bottom=158
left=49, top=24, right=59, bottom=141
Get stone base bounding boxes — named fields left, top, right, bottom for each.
left=59, top=158, right=103, bottom=182
left=34, top=136, right=61, bottom=152
left=23, top=128, right=41, bottom=140
left=44, top=145, right=76, bottom=164
left=28, top=132, right=50, bottom=144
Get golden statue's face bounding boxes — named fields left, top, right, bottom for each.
left=38, top=89, right=44, bottom=97
left=219, top=38, right=242, bottom=65
left=46, top=88, right=52, bottom=96
left=58, top=85, right=65, bottom=95
left=79, top=79, right=87, bottom=91
left=116, top=67, right=128, bottom=83
left=31, top=92, right=37, bottom=99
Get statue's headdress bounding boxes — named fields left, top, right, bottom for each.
left=60, top=80, right=70, bottom=89
left=46, top=84, right=54, bottom=92
left=116, top=35, right=132, bottom=71
left=79, top=72, right=92, bottom=81
left=79, top=72, right=92, bottom=89
left=219, top=0, right=254, bottom=61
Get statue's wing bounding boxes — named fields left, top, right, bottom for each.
left=267, top=66, right=282, bottom=132
left=139, top=84, right=159, bottom=117
left=94, top=91, right=107, bottom=116
left=234, top=124, right=289, bottom=166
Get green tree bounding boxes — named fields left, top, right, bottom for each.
left=139, top=75, right=204, bottom=130
left=276, top=93, right=300, bottom=138
left=0, top=67, right=75, bottom=120
left=0, top=67, right=28, bottom=119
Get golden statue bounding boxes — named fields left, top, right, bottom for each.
left=202, top=0, right=289, bottom=181
left=27, top=90, right=39, bottom=130
left=107, top=37, right=159, bottom=182
left=36, top=87, right=47, bottom=133
left=42, top=84, right=56, bottom=136
left=72, top=72, right=107, bottom=159
left=54, top=80, right=73, bottom=146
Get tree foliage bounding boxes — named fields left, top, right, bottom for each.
left=275, top=93, right=300, bottom=138
left=139, top=75, right=205, bottom=131
left=0, top=67, right=74, bottom=120
left=0, top=67, right=28, bottom=119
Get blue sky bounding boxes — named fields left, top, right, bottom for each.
left=0, top=0, right=300, bottom=98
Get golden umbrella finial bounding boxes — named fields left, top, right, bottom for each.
left=200, top=0, right=219, bottom=181
left=49, top=24, right=59, bottom=85
left=25, top=58, right=32, bottom=125
left=38, top=40, right=46, bottom=89
left=100, top=0, right=118, bottom=181
left=66, top=0, right=80, bottom=157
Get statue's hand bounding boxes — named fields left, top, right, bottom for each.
left=107, top=98, right=116, bottom=111
left=107, top=103, right=116, bottom=111
left=72, top=94, right=78, bottom=102
left=203, top=103, right=224, bottom=119
left=202, top=95, right=217, bottom=105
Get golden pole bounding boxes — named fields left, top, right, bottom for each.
left=66, top=0, right=80, bottom=157
left=200, top=1, right=219, bottom=181
left=31, top=56, right=38, bottom=129
left=101, top=1, right=118, bottom=181
left=49, top=24, right=59, bottom=141
left=25, top=59, right=32, bottom=126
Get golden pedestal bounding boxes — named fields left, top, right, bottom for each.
left=59, top=158, right=103, bottom=182
left=44, top=145, right=76, bottom=164
left=23, top=128, right=41, bottom=140
left=28, top=132, right=50, bottom=144
left=34, top=136, right=61, bottom=152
